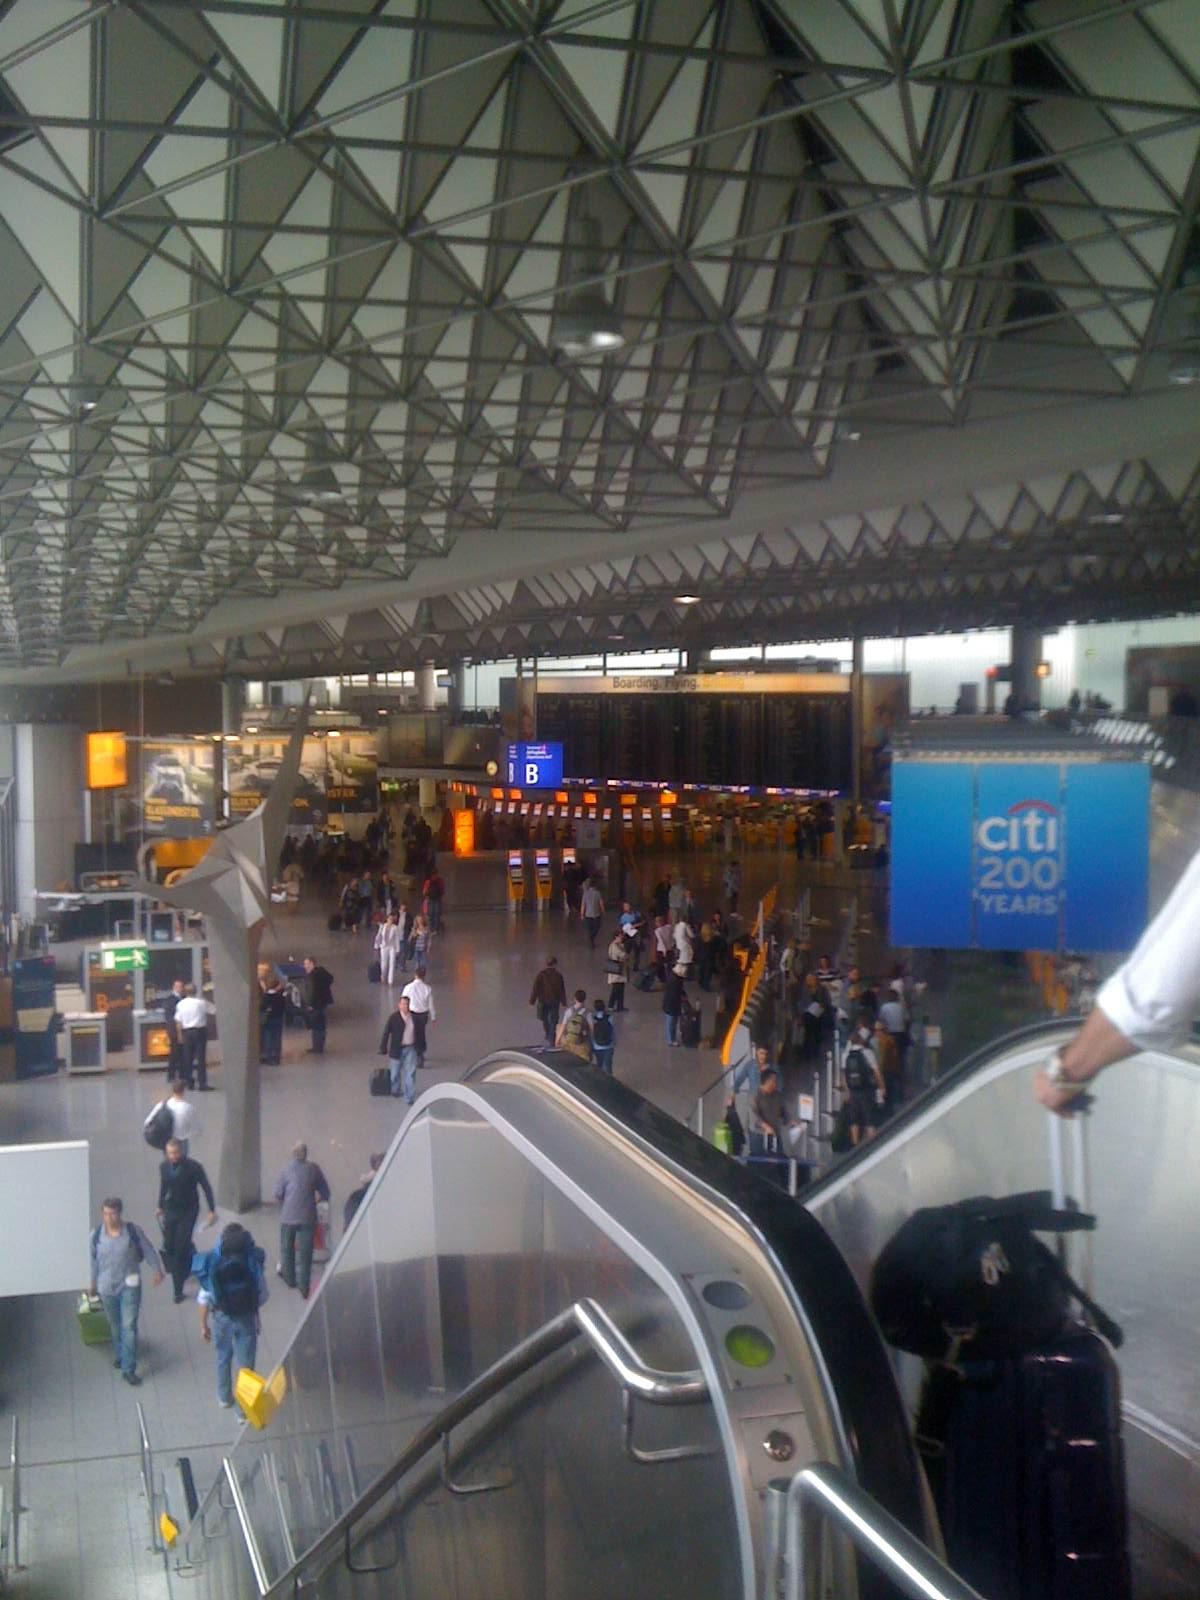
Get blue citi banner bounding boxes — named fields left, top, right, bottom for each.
left=506, top=741, right=564, bottom=789
left=890, top=759, right=1149, bottom=952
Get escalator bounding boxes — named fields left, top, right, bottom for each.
left=178, top=1050, right=933, bottom=1598
left=804, top=1019, right=1200, bottom=1569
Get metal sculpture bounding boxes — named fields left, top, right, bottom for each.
left=135, top=717, right=306, bottom=1210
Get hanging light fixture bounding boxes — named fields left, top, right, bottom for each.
left=553, top=211, right=623, bottom=357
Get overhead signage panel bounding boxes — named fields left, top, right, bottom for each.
left=506, top=742, right=563, bottom=789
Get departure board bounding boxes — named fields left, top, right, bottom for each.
left=538, top=691, right=852, bottom=789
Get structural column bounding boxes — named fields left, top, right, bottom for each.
left=1010, top=622, right=1043, bottom=712
left=850, top=636, right=865, bottom=806
left=417, top=662, right=438, bottom=711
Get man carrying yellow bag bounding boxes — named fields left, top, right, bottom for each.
left=192, top=1223, right=269, bottom=1413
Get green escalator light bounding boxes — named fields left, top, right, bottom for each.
left=725, top=1324, right=775, bottom=1369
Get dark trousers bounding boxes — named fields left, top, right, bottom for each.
left=182, top=1028, right=208, bottom=1088
left=608, top=980, right=626, bottom=1011
left=259, top=1015, right=283, bottom=1064
left=584, top=915, right=601, bottom=948
left=308, top=1005, right=327, bottom=1053
left=162, top=1206, right=198, bottom=1297
left=280, top=1223, right=315, bottom=1297
left=166, top=1036, right=184, bottom=1081
left=537, top=1003, right=558, bottom=1043
left=410, top=1010, right=429, bottom=1063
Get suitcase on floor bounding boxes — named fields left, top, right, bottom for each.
left=918, top=1326, right=1131, bottom=1600
left=367, top=959, right=381, bottom=984
left=634, top=970, right=656, bottom=992
left=327, top=912, right=343, bottom=932
left=369, top=1067, right=391, bottom=1097
left=77, top=1292, right=110, bottom=1346
left=679, top=1002, right=701, bottom=1048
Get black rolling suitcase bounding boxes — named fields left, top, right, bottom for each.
left=634, top=969, right=656, bottom=992
left=871, top=1178, right=1129, bottom=1600
left=918, top=1327, right=1129, bottom=1600
left=328, top=912, right=343, bottom=932
left=369, top=1067, right=391, bottom=1097
left=367, top=959, right=381, bottom=983
left=679, top=1000, right=701, bottom=1048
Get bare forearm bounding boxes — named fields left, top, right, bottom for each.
left=1061, top=1007, right=1138, bottom=1078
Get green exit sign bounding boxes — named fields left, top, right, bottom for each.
left=100, top=943, right=148, bottom=973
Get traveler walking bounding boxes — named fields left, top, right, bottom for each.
left=673, top=914, right=695, bottom=972
left=556, top=990, right=592, bottom=1061
left=344, top=1154, right=384, bottom=1229
left=662, top=963, right=688, bottom=1047
left=88, top=1197, right=164, bottom=1384
left=723, top=860, right=741, bottom=914
left=877, top=983, right=909, bottom=1099
left=259, top=973, right=286, bottom=1065
left=161, top=977, right=187, bottom=1081
left=194, top=1223, right=269, bottom=1410
left=272, top=1142, right=331, bottom=1300
left=380, top=995, right=420, bottom=1104
left=144, top=1079, right=199, bottom=1157
left=409, top=913, right=433, bottom=969
left=652, top=915, right=674, bottom=984
left=591, top=999, right=616, bottom=1074
left=302, top=956, right=335, bottom=1054
left=842, top=1024, right=884, bottom=1146
left=605, top=933, right=628, bottom=1011
left=401, top=967, right=435, bottom=1065
left=580, top=880, right=605, bottom=949
left=423, top=869, right=445, bottom=934
left=175, top=984, right=215, bottom=1090
left=157, top=1138, right=217, bottom=1303
left=530, top=955, right=567, bottom=1043
left=374, top=913, right=403, bottom=985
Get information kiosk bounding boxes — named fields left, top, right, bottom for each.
left=507, top=850, right=525, bottom=912
left=641, top=807, right=656, bottom=848
left=534, top=850, right=552, bottom=912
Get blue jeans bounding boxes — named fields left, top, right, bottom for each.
left=594, top=1045, right=614, bottom=1074
left=665, top=1013, right=678, bottom=1045
left=213, top=1310, right=258, bottom=1407
left=102, top=1283, right=141, bottom=1377
left=390, top=1045, right=419, bottom=1103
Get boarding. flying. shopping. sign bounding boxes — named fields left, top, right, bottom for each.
left=890, top=759, right=1149, bottom=952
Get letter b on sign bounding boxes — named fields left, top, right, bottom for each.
left=526, top=762, right=539, bottom=785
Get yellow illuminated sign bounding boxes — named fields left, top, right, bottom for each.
left=86, top=731, right=128, bottom=789
left=454, top=809, right=476, bottom=855
left=660, top=791, right=678, bottom=806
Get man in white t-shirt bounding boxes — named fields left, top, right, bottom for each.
left=401, top=968, right=435, bottom=1066
left=145, top=1079, right=200, bottom=1156
left=175, top=986, right=216, bottom=1090
left=580, top=881, right=605, bottom=949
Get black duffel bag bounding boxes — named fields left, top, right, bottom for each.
left=869, top=1190, right=1121, bottom=1361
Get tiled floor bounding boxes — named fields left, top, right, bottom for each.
left=0, top=848, right=1010, bottom=1595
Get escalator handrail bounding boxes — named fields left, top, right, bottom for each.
left=235, top=1297, right=706, bottom=1597
left=775, top=1463, right=986, bottom=1600
left=803, top=1016, right=1080, bottom=1200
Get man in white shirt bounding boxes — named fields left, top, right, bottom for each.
left=146, top=1079, right=200, bottom=1155
left=652, top=915, right=674, bottom=983
left=175, top=986, right=216, bottom=1090
left=877, top=989, right=909, bottom=1093
left=401, top=967, right=435, bottom=1066
left=1037, top=842, right=1200, bottom=1112
left=374, top=913, right=403, bottom=985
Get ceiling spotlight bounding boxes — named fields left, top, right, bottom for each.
left=675, top=594, right=701, bottom=605
left=554, top=286, right=624, bottom=356
left=297, top=462, right=345, bottom=504
left=1089, top=511, right=1124, bottom=526
left=553, top=211, right=623, bottom=357
left=834, top=423, right=863, bottom=441
left=608, top=633, right=626, bottom=641
left=70, top=379, right=102, bottom=417
left=1168, top=355, right=1200, bottom=386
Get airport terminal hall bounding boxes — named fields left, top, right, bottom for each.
left=2, top=3, right=1200, bottom=1597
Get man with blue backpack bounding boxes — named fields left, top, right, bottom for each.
left=193, top=1223, right=269, bottom=1410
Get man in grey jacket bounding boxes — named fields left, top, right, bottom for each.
left=88, top=1197, right=164, bottom=1385
left=273, top=1142, right=330, bottom=1299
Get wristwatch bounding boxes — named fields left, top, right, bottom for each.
left=1044, top=1049, right=1091, bottom=1096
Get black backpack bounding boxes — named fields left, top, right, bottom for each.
left=592, top=1013, right=614, bottom=1047
left=844, top=1048, right=870, bottom=1092
left=869, top=1191, right=1122, bottom=1362
left=143, top=1102, right=174, bottom=1150
left=212, top=1248, right=260, bottom=1318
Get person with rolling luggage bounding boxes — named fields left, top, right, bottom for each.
left=662, top=963, right=688, bottom=1047
left=679, top=993, right=701, bottom=1048
left=87, top=1196, right=164, bottom=1385
left=380, top=994, right=420, bottom=1104
left=870, top=1166, right=1129, bottom=1600
left=374, top=913, right=403, bottom=986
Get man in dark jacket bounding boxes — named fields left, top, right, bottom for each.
left=161, top=977, right=186, bottom=1081
left=529, top=955, right=567, bottom=1044
left=302, top=956, right=335, bottom=1055
left=662, top=963, right=688, bottom=1047
left=157, top=1139, right=217, bottom=1303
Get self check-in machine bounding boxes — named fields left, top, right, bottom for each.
left=507, top=850, right=525, bottom=911
left=535, top=850, right=552, bottom=912
left=641, top=807, right=656, bottom=847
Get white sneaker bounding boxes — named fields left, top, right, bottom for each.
left=218, top=1398, right=234, bottom=1409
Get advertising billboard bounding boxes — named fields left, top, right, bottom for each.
left=227, top=737, right=328, bottom=824
left=891, top=758, right=1149, bottom=952
left=326, top=733, right=378, bottom=814
left=506, top=741, right=563, bottom=788
left=140, top=740, right=216, bottom=837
